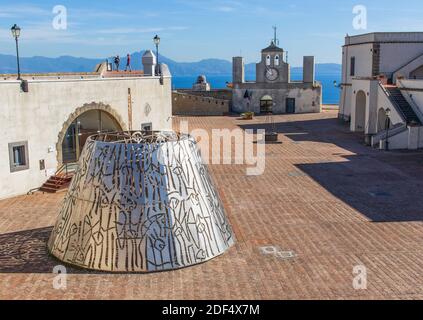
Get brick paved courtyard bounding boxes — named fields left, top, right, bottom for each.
left=0, top=110, right=422, bottom=300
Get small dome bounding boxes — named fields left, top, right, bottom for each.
left=197, top=75, right=207, bottom=83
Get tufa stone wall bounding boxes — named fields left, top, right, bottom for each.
left=176, top=89, right=233, bottom=101
left=172, top=91, right=231, bottom=116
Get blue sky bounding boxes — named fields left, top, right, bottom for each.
left=1, top=0, right=423, bottom=66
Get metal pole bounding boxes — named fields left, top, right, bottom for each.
left=156, top=43, right=159, bottom=76
left=15, top=36, right=21, bottom=80
left=273, top=26, right=277, bottom=44
left=385, top=117, right=390, bottom=151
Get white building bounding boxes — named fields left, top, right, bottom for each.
left=232, top=40, right=322, bottom=114
left=0, top=50, right=172, bottom=200
left=339, top=32, right=423, bottom=149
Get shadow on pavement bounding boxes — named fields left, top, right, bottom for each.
left=239, top=117, right=423, bottom=222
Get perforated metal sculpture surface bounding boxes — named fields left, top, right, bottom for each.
left=48, top=131, right=235, bottom=272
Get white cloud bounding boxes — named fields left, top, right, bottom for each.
left=0, top=20, right=190, bottom=49
left=68, top=8, right=134, bottom=20
left=95, top=26, right=189, bottom=35
left=216, top=6, right=235, bottom=12
left=309, top=32, right=346, bottom=39
left=168, top=26, right=189, bottom=31
left=96, top=27, right=164, bottom=34
left=0, top=4, right=50, bottom=17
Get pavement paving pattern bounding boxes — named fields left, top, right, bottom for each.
left=0, top=110, right=422, bottom=300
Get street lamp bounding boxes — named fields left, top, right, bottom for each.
left=11, top=24, right=22, bottom=80
left=333, top=80, right=342, bottom=89
left=385, top=108, right=391, bottom=151
left=153, top=35, right=161, bottom=76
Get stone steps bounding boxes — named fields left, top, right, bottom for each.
left=385, top=87, right=421, bottom=125
left=39, top=175, right=73, bottom=193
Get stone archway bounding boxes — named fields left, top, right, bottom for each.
left=260, top=95, right=273, bottom=113
left=354, top=91, right=366, bottom=132
left=57, top=102, right=127, bottom=165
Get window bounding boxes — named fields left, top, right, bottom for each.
left=350, top=57, right=356, bottom=76
left=141, top=123, right=152, bottom=132
left=13, top=146, right=25, bottom=166
left=39, top=159, right=45, bottom=170
left=266, top=55, right=271, bottom=66
left=275, top=55, right=280, bottom=66
left=9, top=141, right=29, bottom=173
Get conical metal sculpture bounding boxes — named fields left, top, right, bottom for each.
left=48, top=131, right=235, bottom=272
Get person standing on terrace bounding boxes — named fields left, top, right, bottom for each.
left=114, top=55, right=120, bottom=71
left=125, top=54, right=132, bottom=72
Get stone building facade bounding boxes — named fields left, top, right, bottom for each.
left=0, top=50, right=172, bottom=200
left=339, top=32, right=423, bottom=149
left=232, top=41, right=322, bottom=114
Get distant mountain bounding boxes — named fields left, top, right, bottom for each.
left=0, top=51, right=341, bottom=76
left=0, top=54, right=103, bottom=74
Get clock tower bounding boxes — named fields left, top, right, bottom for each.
left=256, top=40, right=290, bottom=84
left=231, top=26, right=320, bottom=115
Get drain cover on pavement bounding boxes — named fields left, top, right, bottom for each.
left=288, top=171, right=306, bottom=177
left=259, top=246, right=297, bottom=260
left=275, top=251, right=296, bottom=260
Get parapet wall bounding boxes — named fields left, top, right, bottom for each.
left=177, top=89, right=233, bottom=100
left=172, top=91, right=231, bottom=116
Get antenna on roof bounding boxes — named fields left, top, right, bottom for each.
left=272, top=26, right=279, bottom=46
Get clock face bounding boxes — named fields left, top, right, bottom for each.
left=265, top=67, right=279, bottom=81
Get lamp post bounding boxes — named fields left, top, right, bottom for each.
left=153, top=35, right=160, bottom=76
left=385, top=108, right=391, bottom=151
left=333, top=80, right=342, bottom=89
left=11, top=24, right=22, bottom=80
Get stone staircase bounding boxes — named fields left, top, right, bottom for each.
left=39, top=174, right=73, bottom=193
left=385, top=86, right=422, bottom=125
left=39, top=163, right=77, bottom=194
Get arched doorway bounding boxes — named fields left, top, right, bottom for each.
left=354, top=91, right=366, bottom=132
left=377, top=108, right=388, bottom=133
left=58, top=104, right=126, bottom=165
left=260, top=95, right=273, bottom=114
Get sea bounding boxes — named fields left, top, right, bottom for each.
left=172, top=73, right=341, bottom=105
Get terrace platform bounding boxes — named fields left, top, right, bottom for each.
left=0, top=110, right=422, bottom=300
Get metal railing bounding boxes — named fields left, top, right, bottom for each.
left=378, top=81, right=409, bottom=123
left=371, top=123, right=408, bottom=147
left=396, top=79, right=423, bottom=124
left=56, top=163, right=77, bottom=177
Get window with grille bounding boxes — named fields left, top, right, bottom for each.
left=9, top=141, right=29, bottom=172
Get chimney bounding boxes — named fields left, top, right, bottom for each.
left=303, top=56, right=315, bottom=84
left=233, top=57, right=245, bottom=84
left=142, top=50, right=157, bottom=76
